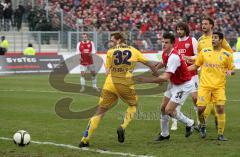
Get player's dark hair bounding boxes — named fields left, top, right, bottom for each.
left=176, top=22, right=190, bottom=36
left=202, top=16, right=214, bottom=27
left=28, top=43, right=33, bottom=47
left=163, top=32, right=175, bottom=44
left=213, top=31, right=224, bottom=40
left=111, top=32, right=126, bottom=44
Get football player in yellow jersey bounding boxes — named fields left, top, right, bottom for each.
left=79, top=32, right=157, bottom=147
left=197, top=17, right=234, bottom=129
left=198, top=17, right=233, bottom=53
left=188, top=32, right=235, bottom=141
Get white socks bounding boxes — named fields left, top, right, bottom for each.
left=81, top=76, right=97, bottom=88
left=193, top=105, right=200, bottom=125
left=175, top=111, right=194, bottom=127
left=161, top=113, right=170, bottom=137
left=171, top=105, right=181, bottom=123
left=80, top=77, right=86, bottom=87
left=193, top=105, right=198, bottom=112
left=92, top=76, right=97, bottom=88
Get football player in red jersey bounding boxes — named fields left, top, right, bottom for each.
left=135, top=33, right=195, bottom=140
left=170, top=22, right=199, bottom=130
left=76, top=33, right=99, bottom=92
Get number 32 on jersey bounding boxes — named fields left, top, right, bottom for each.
left=113, top=50, right=132, bottom=65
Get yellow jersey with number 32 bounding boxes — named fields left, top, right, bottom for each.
left=195, top=47, right=234, bottom=89
left=105, top=44, right=148, bottom=85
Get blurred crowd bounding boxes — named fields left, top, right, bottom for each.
left=0, top=0, right=52, bottom=32
left=1, top=0, right=239, bottom=50
left=0, top=0, right=25, bottom=31
left=47, top=0, right=240, bottom=48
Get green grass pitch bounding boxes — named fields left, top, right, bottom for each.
left=0, top=73, right=240, bottom=157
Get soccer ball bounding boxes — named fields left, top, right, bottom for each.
left=13, top=130, right=31, bottom=146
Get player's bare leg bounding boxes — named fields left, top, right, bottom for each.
left=91, top=70, right=99, bottom=92
left=80, top=71, right=86, bottom=92
left=216, top=105, right=227, bottom=141
left=79, top=107, right=108, bottom=147
left=192, top=92, right=200, bottom=131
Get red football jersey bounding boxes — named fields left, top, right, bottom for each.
left=79, top=41, right=93, bottom=65
left=162, top=49, right=191, bottom=85
left=174, top=37, right=197, bottom=76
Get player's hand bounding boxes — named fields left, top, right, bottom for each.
left=154, top=62, right=163, bottom=69
left=152, top=71, right=160, bottom=77
left=184, top=56, right=195, bottom=64
left=105, top=69, right=110, bottom=76
left=226, top=70, right=235, bottom=76
left=184, top=56, right=191, bottom=63
left=133, top=76, right=146, bottom=83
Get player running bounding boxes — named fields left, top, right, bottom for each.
left=79, top=32, right=157, bottom=147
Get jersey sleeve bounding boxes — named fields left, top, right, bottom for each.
left=91, top=41, right=96, bottom=54
left=76, top=42, right=80, bottom=55
left=197, top=37, right=203, bottom=53
left=222, top=38, right=233, bottom=53
left=227, top=53, right=235, bottom=70
left=137, top=51, right=148, bottom=63
left=105, top=50, right=112, bottom=69
left=192, top=37, right=198, bottom=55
left=195, top=50, right=204, bottom=66
left=165, top=54, right=180, bottom=73
left=132, top=47, right=148, bottom=63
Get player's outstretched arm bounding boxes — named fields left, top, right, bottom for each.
left=134, top=72, right=170, bottom=83
left=188, top=64, right=199, bottom=71
left=226, top=53, right=235, bottom=76
left=184, top=56, right=196, bottom=64
left=155, top=61, right=164, bottom=69
left=142, top=61, right=159, bottom=76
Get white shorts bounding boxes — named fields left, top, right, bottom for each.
left=191, top=75, right=199, bottom=93
left=80, top=64, right=95, bottom=72
left=164, top=80, right=193, bottom=105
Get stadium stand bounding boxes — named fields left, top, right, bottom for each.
left=0, top=0, right=239, bottom=52
left=46, top=0, right=240, bottom=47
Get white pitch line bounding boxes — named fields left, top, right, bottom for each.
left=0, top=137, right=154, bottom=157
left=0, top=89, right=78, bottom=95
left=0, top=89, right=240, bottom=102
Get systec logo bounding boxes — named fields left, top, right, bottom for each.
left=6, top=57, right=37, bottom=63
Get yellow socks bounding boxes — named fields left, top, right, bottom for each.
left=217, top=113, right=226, bottom=135
left=199, top=111, right=206, bottom=127
left=204, top=103, right=217, bottom=121
left=81, top=115, right=101, bottom=143
left=121, top=106, right=137, bottom=129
